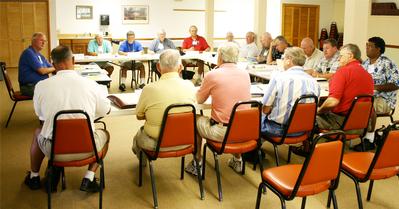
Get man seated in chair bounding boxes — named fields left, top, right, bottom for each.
left=87, top=34, right=114, bottom=76
left=261, top=47, right=320, bottom=138
left=148, top=29, right=176, bottom=78
left=239, top=31, right=259, bottom=62
left=18, top=32, right=55, bottom=97
left=307, top=39, right=340, bottom=80
left=266, top=35, right=289, bottom=65
left=24, top=45, right=111, bottom=193
left=132, top=49, right=196, bottom=160
left=353, top=37, right=399, bottom=151
left=184, top=43, right=251, bottom=175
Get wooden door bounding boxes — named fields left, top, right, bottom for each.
left=282, top=4, right=319, bottom=47
left=0, top=1, right=49, bottom=68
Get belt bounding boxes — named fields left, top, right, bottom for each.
left=210, top=118, right=228, bottom=127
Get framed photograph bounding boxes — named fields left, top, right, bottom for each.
left=100, top=15, right=110, bottom=26
left=76, top=5, right=93, bottom=20
left=122, top=5, right=149, bottom=24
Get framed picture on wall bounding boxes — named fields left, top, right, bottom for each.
left=122, top=5, right=149, bottom=24
left=76, top=5, right=93, bottom=20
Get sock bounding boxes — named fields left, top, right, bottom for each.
left=30, top=171, right=39, bottom=179
left=233, top=156, right=242, bottom=161
left=84, top=171, right=95, bottom=181
left=121, top=77, right=126, bottom=84
left=364, top=132, right=375, bottom=143
left=140, top=77, right=145, bottom=84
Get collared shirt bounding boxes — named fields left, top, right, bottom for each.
left=136, top=72, right=196, bottom=139
left=18, top=46, right=52, bottom=85
left=148, top=38, right=176, bottom=53
left=257, top=47, right=270, bottom=64
left=33, top=70, right=110, bottom=139
left=315, top=51, right=340, bottom=74
left=262, top=66, right=320, bottom=125
left=329, top=60, right=374, bottom=114
left=182, top=35, right=210, bottom=51
left=197, top=63, right=251, bottom=124
left=363, top=54, right=399, bottom=109
left=119, top=40, right=143, bottom=52
left=303, top=48, right=324, bottom=70
left=239, top=42, right=259, bottom=61
left=87, top=39, right=112, bottom=54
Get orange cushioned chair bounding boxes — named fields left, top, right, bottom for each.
left=201, top=100, right=263, bottom=201
left=320, top=95, right=374, bottom=151
left=341, top=122, right=399, bottom=209
left=0, top=62, right=33, bottom=128
left=255, top=131, right=346, bottom=209
left=262, top=94, right=318, bottom=166
left=138, top=104, right=204, bottom=209
left=47, top=110, right=108, bottom=209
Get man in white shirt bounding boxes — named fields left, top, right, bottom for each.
left=301, top=37, right=323, bottom=70
left=24, top=45, right=111, bottom=193
left=239, top=31, right=259, bottom=61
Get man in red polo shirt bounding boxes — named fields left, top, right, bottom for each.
left=182, top=25, right=210, bottom=85
left=317, top=44, right=374, bottom=131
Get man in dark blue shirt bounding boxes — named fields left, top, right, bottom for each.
left=118, top=31, right=145, bottom=91
left=18, top=32, right=54, bottom=96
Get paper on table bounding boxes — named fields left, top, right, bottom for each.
left=107, top=91, right=142, bottom=109
left=250, top=84, right=267, bottom=96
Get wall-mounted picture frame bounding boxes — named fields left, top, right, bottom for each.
left=122, top=5, right=149, bottom=24
left=100, top=14, right=110, bottom=26
left=76, top=5, right=93, bottom=20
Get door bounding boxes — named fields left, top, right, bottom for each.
left=282, top=4, right=319, bottom=47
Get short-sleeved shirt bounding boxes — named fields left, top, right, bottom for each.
left=33, top=70, right=110, bottom=139
left=119, top=40, right=143, bottom=53
left=303, top=48, right=324, bottom=70
left=329, top=60, right=374, bottom=114
left=182, top=35, right=209, bottom=51
left=257, top=47, right=270, bottom=64
left=315, top=51, right=340, bottom=74
left=262, top=66, right=320, bottom=125
left=239, top=42, right=259, bottom=60
left=136, top=72, right=196, bottom=139
left=363, top=54, right=399, bottom=109
left=148, top=38, right=176, bottom=54
left=196, top=63, right=251, bottom=124
left=87, top=39, right=112, bottom=54
left=18, top=46, right=52, bottom=85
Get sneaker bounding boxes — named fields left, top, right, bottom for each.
left=228, top=157, right=243, bottom=173
left=43, top=167, right=62, bottom=193
left=24, top=172, right=41, bottom=190
left=119, top=83, right=126, bottom=91
left=185, top=160, right=202, bottom=176
left=80, top=177, right=101, bottom=193
left=352, top=140, right=375, bottom=152
left=138, top=83, right=145, bottom=89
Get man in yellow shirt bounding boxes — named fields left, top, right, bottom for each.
left=132, top=49, right=196, bottom=159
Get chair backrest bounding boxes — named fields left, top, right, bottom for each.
left=0, top=62, right=16, bottom=100
left=221, top=101, right=262, bottom=151
left=155, top=104, right=196, bottom=156
left=290, top=131, right=345, bottom=199
left=342, top=95, right=374, bottom=131
left=286, top=95, right=318, bottom=134
left=51, top=110, right=98, bottom=163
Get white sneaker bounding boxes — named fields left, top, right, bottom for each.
left=228, top=157, right=243, bottom=173
left=184, top=160, right=202, bottom=176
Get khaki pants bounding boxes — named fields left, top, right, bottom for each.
left=316, top=113, right=364, bottom=135
left=196, top=116, right=227, bottom=142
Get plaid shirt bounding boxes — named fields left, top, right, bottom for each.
left=315, top=52, right=340, bottom=74
left=363, top=54, right=399, bottom=109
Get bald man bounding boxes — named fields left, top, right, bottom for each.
left=301, top=37, right=324, bottom=70
left=257, top=32, right=273, bottom=64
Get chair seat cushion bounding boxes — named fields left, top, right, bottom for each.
left=263, top=165, right=331, bottom=197
left=53, top=146, right=108, bottom=167
left=342, top=152, right=399, bottom=180
left=207, top=139, right=257, bottom=154
left=13, top=91, right=32, bottom=100
left=145, top=145, right=194, bottom=158
left=266, top=134, right=308, bottom=144
left=319, top=130, right=360, bottom=140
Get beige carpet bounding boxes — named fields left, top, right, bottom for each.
left=1, top=66, right=399, bottom=209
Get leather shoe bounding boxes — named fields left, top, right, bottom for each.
left=138, top=83, right=145, bottom=89
left=290, top=145, right=310, bottom=157
left=24, top=172, right=41, bottom=190
left=352, top=140, right=375, bottom=152
left=119, top=83, right=126, bottom=91
left=80, top=178, right=101, bottom=193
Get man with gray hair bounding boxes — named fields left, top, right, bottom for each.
left=132, top=49, right=196, bottom=159
left=239, top=31, right=259, bottom=61
left=18, top=32, right=55, bottom=96
left=87, top=34, right=114, bottom=76
left=257, top=32, right=273, bottom=64
left=148, top=29, right=176, bottom=78
left=185, top=42, right=251, bottom=175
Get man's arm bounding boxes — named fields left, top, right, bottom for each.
left=375, top=83, right=399, bottom=92
left=37, top=67, right=55, bottom=75
left=318, top=97, right=340, bottom=114
left=266, top=47, right=275, bottom=65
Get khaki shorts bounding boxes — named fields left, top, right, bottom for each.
left=316, top=112, right=366, bottom=135
left=374, top=97, right=392, bottom=114
left=196, top=116, right=227, bottom=142
left=38, top=129, right=109, bottom=162
left=121, top=61, right=144, bottom=70
left=132, top=126, right=189, bottom=156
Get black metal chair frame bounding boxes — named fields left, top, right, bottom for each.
left=255, top=131, right=346, bottom=209
left=47, top=110, right=105, bottom=209
left=138, top=104, right=204, bottom=209
left=201, top=100, right=263, bottom=202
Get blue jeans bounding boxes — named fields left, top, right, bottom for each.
left=261, top=116, right=304, bottom=137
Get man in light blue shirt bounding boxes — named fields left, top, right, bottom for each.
left=118, top=31, right=145, bottom=91
left=87, top=34, right=114, bottom=76
left=148, top=30, right=176, bottom=78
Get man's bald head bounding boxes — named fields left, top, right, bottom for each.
left=300, top=37, right=315, bottom=57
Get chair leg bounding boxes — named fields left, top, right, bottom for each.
left=138, top=151, right=143, bottom=187
left=99, top=164, right=104, bottom=209
left=360, top=138, right=365, bottom=152
left=194, top=157, right=204, bottom=200
left=213, top=153, right=223, bottom=201
left=301, top=197, right=307, bottom=209
left=242, top=158, right=246, bottom=175
left=273, top=144, right=280, bottom=166
left=5, top=101, right=17, bottom=128
left=257, top=149, right=264, bottom=179
left=180, top=157, right=185, bottom=180
left=331, top=190, right=339, bottom=209
left=354, top=180, right=364, bottom=209
left=367, top=180, right=374, bottom=201
left=287, top=146, right=292, bottom=164
left=202, top=144, right=207, bottom=180
left=149, top=161, right=158, bottom=209
left=327, top=190, right=332, bottom=208
left=47, top=167, right=52, bottom=209
left=101, top=163, right=105, bottom=189
left=278, top=195, right=287, bottom=209
left=61, top=167, right=66, bottom=190
left=255, top=183, right=264, bottom=209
